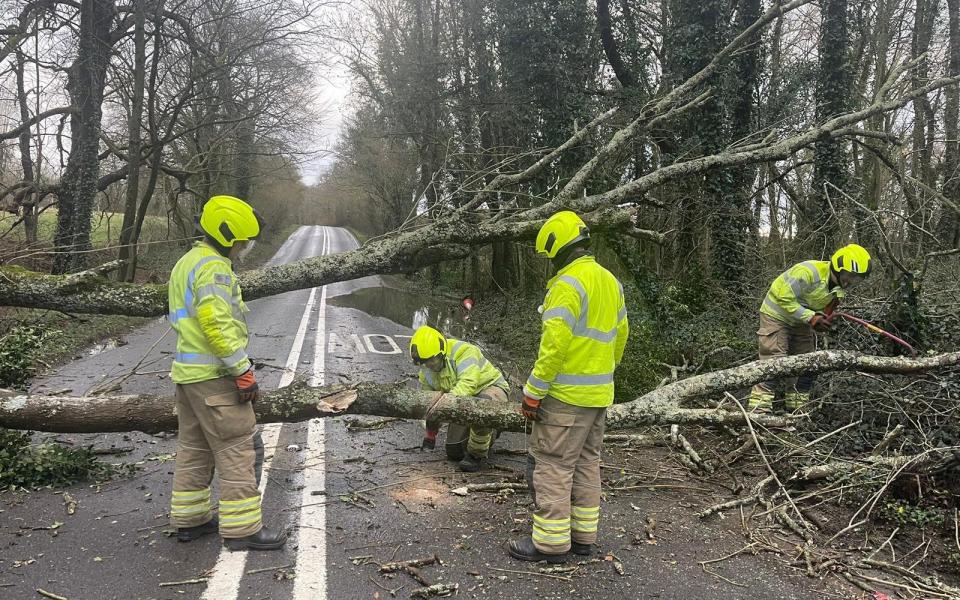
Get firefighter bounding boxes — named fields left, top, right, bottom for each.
left=747, top=244, right=872, bottom=412
left=167, top=195, right=286, bottom=551
left=508, top=211, right=629, bottom=563
left=410, top=325, right=510, bottom=472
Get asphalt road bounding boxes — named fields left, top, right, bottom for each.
left=1, top=226, right=854, bottom=600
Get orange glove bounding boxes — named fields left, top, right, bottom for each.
left=521, top=395, right=541, bottom=421
left=810, top=312, right=834, bottom=333
left=235, top=369, right=260, bottom=403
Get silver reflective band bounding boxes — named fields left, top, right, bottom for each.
left=456, top=358, right=479, bottom=374
left=222, top=349, right=248, bottom=369
left=175, top=352, right=223, bottom=365
left=542, top=306, right=577, bottom=329
left=783, top=275, right=805, bottom=298
left=763, top=296, right=809, bottom=321
left=554, top=275, right=621, bottom=342
left=800, top=261, right=821, bottom=285
left=196, top=284, right=236, bottom=306
left=554, top=372, right=614, bottom=386
left=527, top=374, right=550, bottom=390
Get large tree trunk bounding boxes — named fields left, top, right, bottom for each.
left=52, top=0, right=115, bottom=274
left=940, top=0, right=960, bottom=247
left=2, top=351, right=956, bottom=434
left=117, top=0, right=147, bottom=282
left=802, top=0, right=850, bottom=252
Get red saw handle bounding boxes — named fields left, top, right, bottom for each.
left=834, top=312, right=917, bottom=357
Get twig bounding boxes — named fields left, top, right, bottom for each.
left=36, top=590, right=68, bottom=600
left=379, top=554, right=441, bottom=573
left=246, top=564, right=293, bottom=575
left=409, top=583, right=459, bottom=598
left=158, top=578, right=208, bottom=587
left=367, top=575, right=404, bottom=597
left=488, top=567, right=572, bottom=582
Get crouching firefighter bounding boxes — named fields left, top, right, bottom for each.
left=410, top=325, right=510, bottom=472
left=167, top=195, right=286, bottom=551
left=508, top=211, right=629, bottom=563
left=747, top=243, right=872, bottom=413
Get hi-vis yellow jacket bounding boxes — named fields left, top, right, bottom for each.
left=419, top=338, right=509, bottom=397
left=760, top=260, right=843, bottom=326
left=524, top=256, right=629, bottom=407
left=168, top=242, right=251, bottom=384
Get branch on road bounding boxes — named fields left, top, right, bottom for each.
left=2, top=351, right=955, bottom=434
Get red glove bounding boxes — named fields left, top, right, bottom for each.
left=521, top=395, right=541, bottom=421
left=421, top=428, right=438, bottom=450
left=810, top=313, right=834, bottom=333
left=235, top=369, right=260, bottom=403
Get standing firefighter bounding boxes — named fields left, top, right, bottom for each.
left=167, top=195, right=286, bottom=551
left=410, top=325, right=510, bottom=472
left=748, top=244, right=872, bottom=413
left=508, top=211, right=629, bottom=563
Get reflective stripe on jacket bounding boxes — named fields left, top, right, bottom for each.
left=418, top=338, right=509, bottom=396
left=168, top=242, right=251, bottom=383
left=524, top=255, right=629, bottom=408
left=759, top=260, right=843, bottom=326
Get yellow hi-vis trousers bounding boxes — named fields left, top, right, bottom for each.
left=527, top=396, right=605, bottom=554
left=171, top=377, right=262, bottom=538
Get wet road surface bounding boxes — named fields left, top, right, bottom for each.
left=1, top=226, right=853, bottom=599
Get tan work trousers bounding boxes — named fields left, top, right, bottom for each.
left=527, top=396, right=605, bottom=554
left=171, top=377, right=262, bottom=538
left=751, top=313, right=817, bottom=397
left=443, top=385, right=508, bottom=458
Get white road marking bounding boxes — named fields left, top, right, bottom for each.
left=279, top=285, right=319, bottom=388
left=294, top=226, right=328, bottom=600
left=202, top=226, right=328, bottom=600
left=200, top=423, right=281, bottom=600
left=363, top=333, right=402, bottom=354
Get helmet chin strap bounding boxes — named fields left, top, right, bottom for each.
left=236, top=240, right=256, bottom=264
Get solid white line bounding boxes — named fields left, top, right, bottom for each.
left=201, top=226, right=326, bottom=600
left=279, top=285, right=318, bottom=388
left=294, top=226, right=328, bottom=599
left=200, top=423, right=281, bottom=600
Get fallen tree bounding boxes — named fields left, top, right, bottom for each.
left=2, top=350, right=956, bottom=434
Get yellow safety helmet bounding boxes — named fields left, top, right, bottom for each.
left=535, top=210, right=590, bottom=259
left=409, top=326, right=446, bottom=364
left=199, top=195, right=262, bottom=248
left=831, top=243, right=872, bottom=275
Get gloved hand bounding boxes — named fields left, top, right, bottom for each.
left=521, top=395, right=541, bottom=421
left=810, top=312, right=834, bottom=333
left=421, top=429, right=438, bottom=451
left=235, top=368, right=260, bottom=403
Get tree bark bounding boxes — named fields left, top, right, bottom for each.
left=117, top=0, right=147, bottom=282
left=52, top=0, right=115, bottom=274
left=2, top=350, right=956, bottom=434
left=940, top=0, right=960, bottom=247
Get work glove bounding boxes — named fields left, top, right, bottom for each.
left=421, top=428, right=438, bottom=451
left=810, top=312, right=834, bottom=333
left=235, top=368, right=260, bottom=403
left=521, top=395, right=541, bottom=422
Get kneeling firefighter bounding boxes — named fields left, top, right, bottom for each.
left=410, top=325, right=510, bottom=472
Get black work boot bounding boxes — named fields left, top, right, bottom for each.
left=223, top=527, right=287, bottom=551
left=506, top=537, right=567, bottom=564
left=457, top=453, right=485, bottom=473
left=177, top=517, right=218, bottom=543
left=571, top=541, right=594, bottom=556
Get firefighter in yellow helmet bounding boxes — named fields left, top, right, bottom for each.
left=167, top=195, right=286, bottom=551
left=747, top=244, right=872, bottom=413
left=409, top=325, right=510, bottom=472
left=507, top=211, right=629, bottom=563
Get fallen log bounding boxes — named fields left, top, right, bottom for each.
left=1, top=350, right=956, bottom=434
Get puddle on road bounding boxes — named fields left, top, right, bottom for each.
left=328, top=286, right=479, bottom=337
left=88, top=338, right=120, bottom=356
